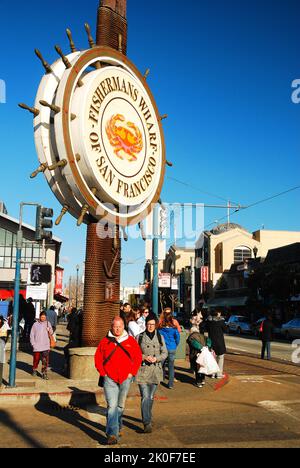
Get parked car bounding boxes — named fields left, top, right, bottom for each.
left=281, top=319, right=300, bottom=341
left=226, top=316, right=252, bottom=335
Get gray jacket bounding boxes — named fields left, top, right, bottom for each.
left=136, top=331, right=168, bottom=385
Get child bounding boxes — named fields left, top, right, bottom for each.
left=187, top=325, right=211, bottom=388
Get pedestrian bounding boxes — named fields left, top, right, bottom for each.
left=159, top=308, right=180, bottom=389
left=187, top=325, right=211, bottom=388
left=23, top=298, right=36, bottom=344
left=137, top=307, right=150, bottom=330
left=63, top=307, right=82, bottom=375
left=159, top=307, right=182, bottom=334
left=120, top=303, right=132, bottom=331
left=0, top=316, right=9, bottom=387
left=136, top=313, right=168, bottom=433
left=261, top=314, right=275, bottom=360
left=127, top=310, right=145, bottom=341
left=204, top=310, right=227, bottom=379
left=46, top=305, right=58, bottom=334
left=190, top=309, right=203, bottom=329
left=94, top=317, right=142, bottom=446
left=30, top=311, right=54, bottom=380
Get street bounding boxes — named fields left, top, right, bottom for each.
left=0, top=325, right=300, bottom=448
left=225, top=334, right=297, bottom=363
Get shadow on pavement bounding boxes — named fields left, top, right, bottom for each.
left=35, top=389, right=107, bottom=446
left=16, top=361, right=34, bottom=376
left=0, top=409, right=46, bottom=448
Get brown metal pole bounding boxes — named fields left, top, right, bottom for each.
left=81, top=0, right=127, bottom=347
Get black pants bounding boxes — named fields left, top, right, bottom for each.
left=195, top=371, right=206, bottom=384
left=191, top=359, right=205, bottom=384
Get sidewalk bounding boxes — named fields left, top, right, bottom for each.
left=1, top=324, right=102, bottom=406
left=1, top=324, right=299, bottom=407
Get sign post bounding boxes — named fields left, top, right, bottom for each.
left=8, top=229, right=22, bottom=388
left=20, top=0, right=168, bottom=372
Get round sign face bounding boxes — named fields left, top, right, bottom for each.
left=71, top=66, right=162, bottom=208
left=34, top=47, right=166, bottom=226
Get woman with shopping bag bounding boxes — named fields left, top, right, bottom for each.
left=187, top=325, right=212, bottom=388
left=204, top=310, right=227, bottom=379
left=196, top=346, right=221, bottom=377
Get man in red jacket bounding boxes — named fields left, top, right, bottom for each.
left=95, top=316, right=142, bottom=445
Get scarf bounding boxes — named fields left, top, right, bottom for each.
left=146, top=330, right=156, bottom=341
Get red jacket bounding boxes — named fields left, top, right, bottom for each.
left=95, top=333, right=142, bottom=384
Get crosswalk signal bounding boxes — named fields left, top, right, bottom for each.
left=35, top=205, right=53, bottom=242
left=30, top=264, right=52, bottom=284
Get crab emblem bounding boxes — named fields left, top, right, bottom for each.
left=106, top=114, right=143, bottom=162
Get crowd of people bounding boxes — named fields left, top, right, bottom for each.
left=94, top=303, right=228, bottom=445
left=0, top=296, right=82, bottom=384
left=0, top=296, right=278, bottom=445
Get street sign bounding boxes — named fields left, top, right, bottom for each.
left=30, top=264, right=52, bottom=284
left=26, top=284, right=48, bottom=301
left=171, top=276, right=179, bottom=291
left=32, top=47, right=166, bottom=227
left=159, top=273, right=171, bottom=288
left=201, top=266, right=209, bottom=284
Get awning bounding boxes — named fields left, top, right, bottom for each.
left=203, top=296, right=248, bottom=308
left=0, top=289, right=26, bottom=300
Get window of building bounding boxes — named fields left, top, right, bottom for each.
left=234, top=246, right=252, bottom=264
left=0, top=227, right=42, bottom=269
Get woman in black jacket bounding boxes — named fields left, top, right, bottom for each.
left=204, top=310, right=227, bottom=379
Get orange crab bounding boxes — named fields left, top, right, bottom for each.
left=106, top=114, right=143, bottom=161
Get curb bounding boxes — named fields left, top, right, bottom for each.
left=0, top=389, right=105, bottom=407
left=0, top=387, right=168, bottom=407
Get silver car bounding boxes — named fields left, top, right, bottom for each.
left=281, top=319, right=300, bottom=340
left=226, top=315, right=252, bottom=335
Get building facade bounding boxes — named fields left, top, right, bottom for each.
left=0, top=206, right=62, bottom=306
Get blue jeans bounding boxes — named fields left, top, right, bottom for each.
left=163, top=350, right=176, bottom=388
left=139, top=384, right=158, bottom=426
left=261, top=341, right=271, bottom=360
left=103, top=376, right=132, bottom=438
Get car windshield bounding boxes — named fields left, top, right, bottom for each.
left=238, top=318, right=249, bottom=323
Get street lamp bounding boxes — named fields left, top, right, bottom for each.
left=76, top=265, right=80, bottom=309
left=253, top=246, right=258, bottom=259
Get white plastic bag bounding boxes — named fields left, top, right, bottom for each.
left=196, top=347, right=220, bottom=375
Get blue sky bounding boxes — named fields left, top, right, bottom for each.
left=0, top=0, right=300, bottom=287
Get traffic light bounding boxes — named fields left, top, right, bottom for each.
left=30, top=264, right=52, bottom=284
left=35, top=205, right=53, bottom=241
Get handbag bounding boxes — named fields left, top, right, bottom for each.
left=47, top=322, right=56, bottom=349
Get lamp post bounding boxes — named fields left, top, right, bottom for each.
left=76, top=265, right=80, bottom=310
left=253, top=246, right=258, bottom=259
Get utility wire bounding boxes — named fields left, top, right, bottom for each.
left=166, top=176, right=240, bottom=205
left=204, top=184, right=300, bottom=230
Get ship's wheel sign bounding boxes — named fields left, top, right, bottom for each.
left=19, top=26, right=169, bottom=228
